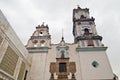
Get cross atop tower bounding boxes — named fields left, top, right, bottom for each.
left=42, top=22, right=45, bottom=25
left=72, top=6, right=102, bottom=47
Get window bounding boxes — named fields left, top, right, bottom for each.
left=92, top=61, right=99, bottom=68
left=59, top=63, right=67, bottom=72
left=87, top=40, right=94, bottom=46
left=40, top=32, right=43, bottom=34
left=80, top=15, right=86, bottom=18
left=57, top=49, right=69, bottom=58
left=39, top=32, right=43, bottom=36
left=84, top=28, right=89, bottom=34
left=33, top=40, right=38, bottom=47
left=40, top=40, right=45, bottom=47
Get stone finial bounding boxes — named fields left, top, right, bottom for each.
left=77, top=5, right=81, bottom=9
left=46, top=24, right=48, bottom=27
left=41, top=22, right=45, bottom=27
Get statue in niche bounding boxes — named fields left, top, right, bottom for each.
left=61, top=50, right=65, bottom=58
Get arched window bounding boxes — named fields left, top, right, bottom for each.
left=80, top=15, right=86, bottom=18
left=40, top=40, right=45, bottom=47
left=87, top=39, right=94, bottom=46
left=84, top=28, right=89, bottom=34
left=34, top=44, right=37, bottom=47
left=33, top=40, right=38, bottom=47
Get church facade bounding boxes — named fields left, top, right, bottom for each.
left=0, top=6, right=117, bottom=80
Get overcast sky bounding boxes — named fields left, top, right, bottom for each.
left=0, top=0, right=120, bottom=79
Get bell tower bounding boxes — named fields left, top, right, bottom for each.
left=73, top=6, right=102, bottom=45
left=26, top=23, right=51, bottom=80
left=26, top=23, right=51, bottom=49
left=73, top=6, right=114, bottom=80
